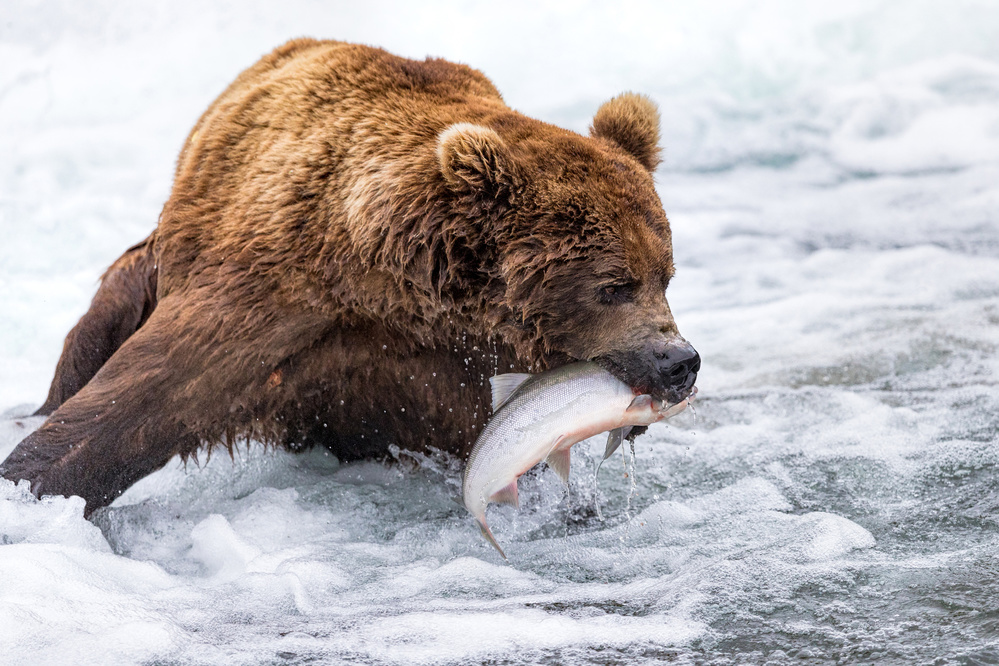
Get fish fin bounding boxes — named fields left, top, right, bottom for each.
left=596, top=426, right=630, bottom=477
left=546, top=447, right=571, bottom=484
left=626, top=394, right=653, bottom=413
left=477, top=517, right=507, bottom=560
left=489, top=480, right=520, bottom=508
left=489, top=373, right=532, bottom=412
left=601, top=427, right=631, bottom=462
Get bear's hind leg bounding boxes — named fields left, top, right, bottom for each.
left=35, top=236, right=158, bottom=416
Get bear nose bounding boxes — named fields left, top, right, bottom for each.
left=653, top=339, right=700, bottom=394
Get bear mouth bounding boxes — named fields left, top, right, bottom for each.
left=593, top=354, right=697, bottom=406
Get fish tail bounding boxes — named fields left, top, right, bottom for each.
left=477, top=517, right=507, bottom=560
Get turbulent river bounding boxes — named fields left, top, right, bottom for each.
left=2, top=1, right=998, bottom=664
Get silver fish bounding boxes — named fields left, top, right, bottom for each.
left=462, top=361, right=695, bottom=558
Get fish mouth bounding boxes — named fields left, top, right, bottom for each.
left=665, top=381, right=697, bottom=405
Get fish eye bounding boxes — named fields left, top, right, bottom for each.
left=598, top=282, right=636, bottom=305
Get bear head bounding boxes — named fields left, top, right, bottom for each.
left=437, top=93, right=699, bottom=403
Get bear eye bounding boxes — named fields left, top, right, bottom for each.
left=598, top=282, right=636, bottom=305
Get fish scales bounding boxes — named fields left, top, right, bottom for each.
left=465, top=365, right=625, bottom=476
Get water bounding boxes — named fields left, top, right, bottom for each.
left=2, top=1, right=998, bottom=663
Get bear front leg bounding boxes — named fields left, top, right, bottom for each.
left=1, top=311, right=198, bottom=515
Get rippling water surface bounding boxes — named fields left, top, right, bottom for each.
left=2, top=2, right=998, bottom=664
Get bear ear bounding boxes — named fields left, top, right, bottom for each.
left=437, top=123, right=519, bottom=193
left=590, top=92, right=662, bottom=172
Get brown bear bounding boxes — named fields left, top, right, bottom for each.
left=1, top=38, right=699, bottom=515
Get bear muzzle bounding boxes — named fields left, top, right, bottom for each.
left=596, top=336, right=700, bottom=405
left=653, top=337, right=700, bottom=404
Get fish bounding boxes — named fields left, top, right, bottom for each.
left=462, top=361, right=695, bottom=558
left=595, top=386, right=696, bottom=477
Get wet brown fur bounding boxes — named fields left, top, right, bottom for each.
left=2, top=39, right=683, bottom=514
